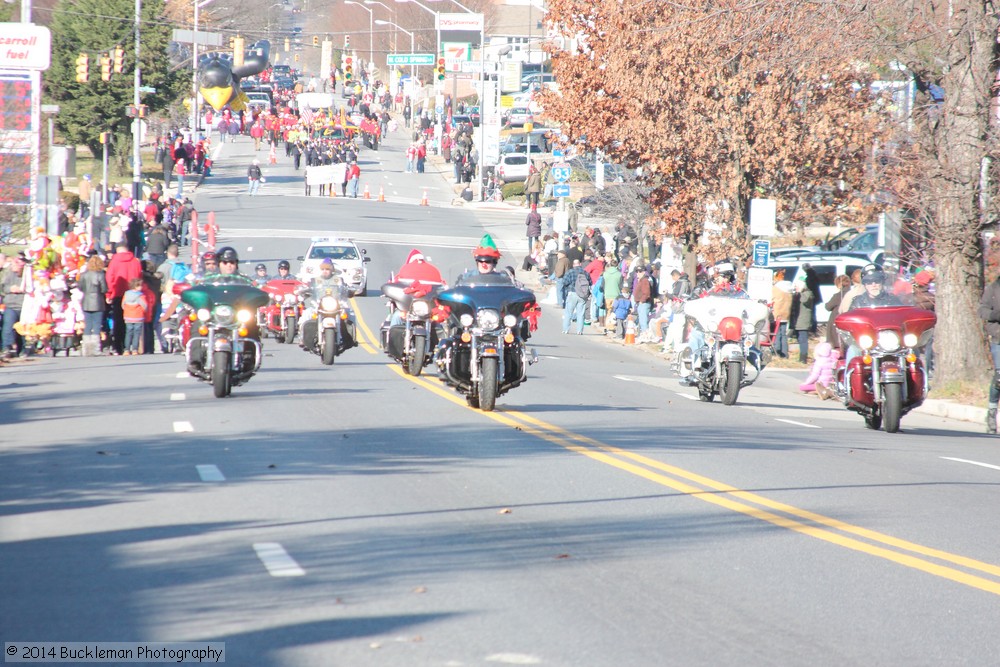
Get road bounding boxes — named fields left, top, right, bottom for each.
left=2, top=125, right=1000, bottom=666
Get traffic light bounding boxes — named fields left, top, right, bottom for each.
left=312, top=35, right=319, bottom=47
left=344, top=55, right=353, bottom=81
left=294, top=53, right=300, bottom=62
left=113, top=46, right=124, bottom=74
left=100, top=54, right=112, bottom=81
left=344, top=35, right=350, bottom=49
left=436, top=57, right=446, bottom=81
left=284, top=38, right=290, bottom=52
left=75, top=53, right=89, bottom=83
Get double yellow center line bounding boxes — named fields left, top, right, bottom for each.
left=352, top=299, right=1000, bottom=596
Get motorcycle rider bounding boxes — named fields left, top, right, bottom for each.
left=299, top=258, right=356, bottom=350
left=455, top=234, right=512, bottom=285
left=388, top=249, right=446, bottom=327
left=679, top=263, right=747, bottom=383
left=842, top=264, right=902, bottom=369
left=252, top=263, right=271, bottom=287
left=201, top=246, right=255, bottom=286
left=186, top=251, right=217, bottom=283
left=276, top=260, right=292, bottom=280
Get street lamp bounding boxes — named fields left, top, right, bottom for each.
left=344, top=0, right=374, bottom=72
left=394, top=0, right=439, bottom=73
left=366, top=1, right=395, bottom=70
left=376, top=19, right=414, bottom=83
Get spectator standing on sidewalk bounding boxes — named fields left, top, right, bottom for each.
left=105, top=243, right=142, bottom=355
left=979, top=274, right=1000, bottom=433
left=0, top=252, right=26, bottom=357
left=347, top=160, right=361, bottom=198
left=525, top=204, right=542, bottom=254
left=524, top=166, right=542, bottom=208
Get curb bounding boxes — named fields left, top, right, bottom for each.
left=915, top=399, right=988, bottom=425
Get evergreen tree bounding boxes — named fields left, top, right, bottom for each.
left=45, top=0, right=185, bottom=162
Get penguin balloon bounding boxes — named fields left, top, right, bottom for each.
left=198, top=40, right=271, bottom=112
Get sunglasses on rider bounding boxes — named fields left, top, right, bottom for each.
left=220, top=260, right=237, bottom=265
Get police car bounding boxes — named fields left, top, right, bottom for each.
left=296, top=237, right=371, bottom=296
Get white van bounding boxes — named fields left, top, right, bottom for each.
left=768, top=254, right=870, bottom=323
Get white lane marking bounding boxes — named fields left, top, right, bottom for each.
left=775, top=418, right=821, bottom=429
left=173, top=421, right=194, bottom=433
left=212, top=142, right=224, bottom=160
left=196, top=464, right=225, bottom=482
left=176, top=372, right=188, bottom=378
left=614, top=375, right=636, bottom=382
left=941, top=456, right=1000, bottom=472
left=253, top=542, right=306, bottom=577
left=673, top=392, right=698, bottom=401
left=246, top=246, right=253, bottom=252
left=485, top=653, right=543, bottom=664
left=170, top=392, right=186, bottom=401
left=543, top=355, right=560, bottom=360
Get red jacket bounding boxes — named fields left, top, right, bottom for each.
left=105, top=250, right=142, bottom=299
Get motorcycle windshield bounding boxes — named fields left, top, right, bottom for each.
left=684, top=295, right=769, bottom=332
left=262, top=278, right=307, bottom=297
left=437, top=283, right=536, bottom=319
left=180, top=284, right=269, bottom=311
left=834, top=305, right=936, bottom=340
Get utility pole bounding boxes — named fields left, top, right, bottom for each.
left=132, top=0, right=142, bottom=201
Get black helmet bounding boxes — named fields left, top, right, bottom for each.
left=255, top=263, right=267, bottom=272
left=278, top=260, right=290, bottom=270
left=216, top=246, right=239, bottom=263
left=861, top=263, right=885, bottom=285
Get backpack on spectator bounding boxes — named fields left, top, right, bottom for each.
left=574, top=271, right=591, bottom=298
left=170, top=261, right=191, bottom=283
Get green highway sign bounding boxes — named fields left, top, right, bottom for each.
left=387, top=53, right=435, bottom=66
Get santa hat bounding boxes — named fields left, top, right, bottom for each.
left=472, top=233, right=501, bottom=259
left=405, top=249, right=425, bottom=264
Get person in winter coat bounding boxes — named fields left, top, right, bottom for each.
left=602, top=257, right=623, bottom=314
left=791, top=276, right=815, bottom=363
left=524, top=166, right=542, bottom=207
left=979, top=273, right=1000, bottom=434
left=824, top=274, right=853, bottom=350
left=799, top=341, right=839, bottom=397
left=78, top=254, right=108, bottom=356
left=771, top=274, right=793, bottom=358
left=552, top=250, right=569, bottom=307
left=610, top=288, right=632, bottom=338
left=633, top=264, right=654, bottom=334
left=525, top=204, right=542, bottom=253
left=105, top=243, right=143, bottom=355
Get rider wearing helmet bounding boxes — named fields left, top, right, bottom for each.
left=850, top=264, right=901, bottom=310
left=201, top=246, right=255, bottom=286
left=252, top=263, right=271, bottom=287
left=276, top=260, right=291, bottom=279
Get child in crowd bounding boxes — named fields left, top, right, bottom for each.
left=122, top=277, right=147, bottom=356
left=610, top=288, right=633, bottom=338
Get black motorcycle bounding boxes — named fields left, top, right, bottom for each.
left=380, top=281, right=442, bottom=376
left=433, top=274, right=537, bottom=411
left=181, top=283, right=269, bottom=398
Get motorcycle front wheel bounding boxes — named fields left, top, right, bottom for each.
left=321, top=327, right=337, bottom=365
left=408, top=334, right=427, bottom=376
left=212, top=350, right=231, bottom=398
left=283, top=316, right=297, bottom=344
left=882, top=383, right=903, bottom=433
left=478, top=357, right=499, bottom=411
left=721, top=360, right=743, bottom=406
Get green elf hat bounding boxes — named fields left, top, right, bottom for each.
left=472, top=233, right=501, bottom=259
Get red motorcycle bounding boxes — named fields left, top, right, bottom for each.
left=834, top=305, right=936, bottom=433
left=259, top=278, right=306, bottom=344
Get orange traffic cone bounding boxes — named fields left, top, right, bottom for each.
left=363, top=184, right=371, bottom=200
left=420, top=188, right=429, bottom=206
left=329, top=184, right=336, bottom=197
left=624, top=320, right=637, bottom=345
left=378, top=184, right=385, bottom=202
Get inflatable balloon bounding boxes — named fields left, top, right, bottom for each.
left=198, top=40, right=271, bottom=112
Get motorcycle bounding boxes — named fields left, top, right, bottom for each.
left=180, top=283, right=269, bottom=398
left=433, top=273, right=538, bottom=411
left=259, top=278, right=306, bottom=344
left=676, top=295, right=770, bottom=405
left=380, top=280, right=442, bottom=376
left=300, top=283, right=357, bottom=365
left=833, top=305, right=936, bottom=433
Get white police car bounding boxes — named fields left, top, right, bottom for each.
left=297, top=237, right=371, bottom=296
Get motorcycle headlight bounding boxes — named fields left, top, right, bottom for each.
left=411, top=300, right=430, bottom=317
left=213, top=305, right=235, bottom=325
left=477, top=309, right=501, bottom=330
left=858, top=334, right=874, bottom=350
left=237, top=309, right=252, bottom=324
left=903, top=333, right=919, bottom=348
left=877, top=331, right=901, bottom=352
left=460, top=313, right=474, bottom=327
left=283, top=293, right=297, bottom=304
left=320, top=296, right=339, bottom=311
left=197, top=308, right=211, bottom=322
left=503, top=314, right=517, bottom=327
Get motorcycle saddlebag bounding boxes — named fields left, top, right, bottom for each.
left=385, top=325, right=406, bottom=359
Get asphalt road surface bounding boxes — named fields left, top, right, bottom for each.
left=2, top=127, right=999, bottom=666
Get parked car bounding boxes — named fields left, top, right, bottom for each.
left=496, top=153, right=531, bottom=184
left=451, top=114, right=474, bottom=133
left=504, top=107, right=533, bottom=127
